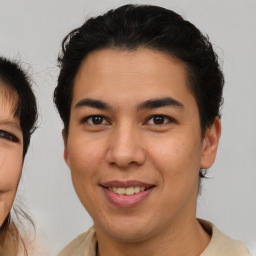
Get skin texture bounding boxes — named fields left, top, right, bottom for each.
left=64, top=48, right=221, bottom=256
left=0, top=90, right=23, bottom=226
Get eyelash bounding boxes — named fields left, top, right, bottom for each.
left=0, top=129, right=19, bottom=142
left=81, top=114, right=175, bottom=126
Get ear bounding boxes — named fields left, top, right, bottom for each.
left=200, top=117, right=221, bottom=169
left=62, top=129, right=70, bottom=167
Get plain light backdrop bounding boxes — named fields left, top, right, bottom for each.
left=0, top=0, right=255, bottom=255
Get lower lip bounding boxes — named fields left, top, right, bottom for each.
left=102, top=187, right=154, bottom=208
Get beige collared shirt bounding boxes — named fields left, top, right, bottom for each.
left=58, top=220, right=249, bottom=256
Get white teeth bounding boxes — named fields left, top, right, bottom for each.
left=117, top=188, right=126, bottom=195
left=126, top=187, right=135, bottom=195
left=134, top=187, right=140, bottom=193
left=108, top=186, right=146, bottom=195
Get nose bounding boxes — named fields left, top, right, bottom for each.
left=106, top=124, right=146, bottom=169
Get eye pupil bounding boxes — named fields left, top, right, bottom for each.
left=153, top=116, right=164, bottom=124
left=92, top=116, right=103, bottom=125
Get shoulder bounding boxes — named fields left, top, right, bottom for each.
left=58, top=226, right=97, bottom=256
left=199, top=219, right=249, bottom=256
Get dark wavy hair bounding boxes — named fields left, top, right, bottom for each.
left=54, top=4, right=224, bottom=179
left=0, top=57, right=38, bottom=255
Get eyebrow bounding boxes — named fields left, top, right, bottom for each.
left=137, top=97, right=184, bottom=110
left=75, top=97, right=184, bottom=111
left=75, top=98, right=111, bottom=110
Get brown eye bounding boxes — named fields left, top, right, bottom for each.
left=0, top=129, right=19, bottom=142
left=91, top=116, right=104, bottom=125
left=146, top=115, right=172, bottom=125
left=153, top=116, right=165, bottom=124
left=85, top=115, right=109, bottom=125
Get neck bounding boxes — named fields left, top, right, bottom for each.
left=96, top=218, right=210, bottom=256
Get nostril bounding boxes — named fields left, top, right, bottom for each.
left=128, top=161, right=139, bottom=165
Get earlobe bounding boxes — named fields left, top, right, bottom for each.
left=200, top=117, right=221, bottom=169
left=62, top=129, right=70, bottom=167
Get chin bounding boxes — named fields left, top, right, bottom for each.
left=96, top=214, right=159, bottom=243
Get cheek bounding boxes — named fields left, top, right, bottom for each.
left=146, top=135, right=202, bottom=213
left=0, top=148, right=5, bottom=166
left=68, top=137, right=106, bottom=180
left=67, top=136, right=106, bottom=214
left=0, top=147, right=23, bottom=191
left=147, top=132, right=202, bottom=183
left=0, top=146, right=23, bottom=225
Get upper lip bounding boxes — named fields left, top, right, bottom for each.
left=100, top=180, right=155, bottom=189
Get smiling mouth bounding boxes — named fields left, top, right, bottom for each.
left=100, top=181, right=155, bottom=207
left=100, top=180, right=155, bottom=196
left=107, top=186, right=146, bottom=196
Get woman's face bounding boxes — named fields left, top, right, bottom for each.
left=0, top=89, right=23, bottom=226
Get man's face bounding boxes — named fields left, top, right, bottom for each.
left=64, top=48, right=220, bottom=242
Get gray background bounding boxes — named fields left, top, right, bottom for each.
left=0, top=0, right=255, bottom=254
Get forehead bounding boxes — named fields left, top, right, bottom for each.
left=0, top=85, right=18, bottom=119
left=77, top=48, right=188, bottom=80
left=72, top=48, right=194, bottom=105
